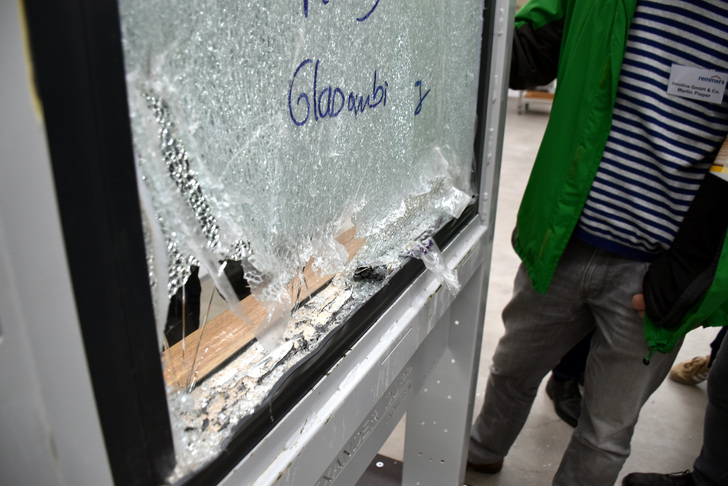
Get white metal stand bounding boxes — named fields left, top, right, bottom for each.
left=224, top=217, right=492, bottom=486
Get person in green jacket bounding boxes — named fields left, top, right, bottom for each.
left=467, top=1, right=728, bottom=485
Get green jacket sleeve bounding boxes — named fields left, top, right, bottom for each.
left=644, top=173, right=728, bottom=329
left=510, top=0, right=638, bottom=293
left=644, top=236, right=728, bottom=356
left=643, top=173, right=728, bottom=355
left=510, top=0, right=566, bottom=89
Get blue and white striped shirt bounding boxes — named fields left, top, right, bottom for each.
left=575, top=0, right=728, bottom=261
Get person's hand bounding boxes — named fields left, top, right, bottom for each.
left=632, top=293, right=645, bottom=319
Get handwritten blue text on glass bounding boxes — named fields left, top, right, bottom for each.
left=303, top=0, right=381, bottom=22
left=288, top=59, right=389, bottom=127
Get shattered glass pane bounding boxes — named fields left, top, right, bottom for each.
left=118, top=0, right=483, bottom=478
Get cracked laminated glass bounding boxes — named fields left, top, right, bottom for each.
left=118, top=0, right=483, bottom=478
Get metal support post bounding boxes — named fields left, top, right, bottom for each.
left=401, top=261, right=489, bottom=486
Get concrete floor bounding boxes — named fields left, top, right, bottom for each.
left=378, top=96, right=717, bottom=485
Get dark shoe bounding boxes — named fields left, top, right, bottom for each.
left=545, top=376, right=582, bottom=427
left=466, top=458, right=503, bottom=474
left=622, top=470, right=694, bottom=486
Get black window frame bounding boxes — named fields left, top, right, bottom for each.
left=22, top=1, right=497, bottom=484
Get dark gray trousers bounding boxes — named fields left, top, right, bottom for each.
left=469, top=239, right=681, bottom=485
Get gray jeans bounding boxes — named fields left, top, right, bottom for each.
left=693, top=333, right=728, bottom=486
left=469, top=238, right=681, bottom=486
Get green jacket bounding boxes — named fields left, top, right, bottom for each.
left=510, top=0, right=728, bottom=355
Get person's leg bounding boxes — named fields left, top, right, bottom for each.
left=164, top=266, right=202, bottom=346
left=469, top=240, right=597, bottom=466
left=621, top=327, right=727, bottom=486
left=708, top=327, right=726, bottom=367
left=554, top=248, right=682, bottom=486
left=552, top=331, right=592, bottom=382
left=693, top=330, right=728, bottom=486
left=547, top=330, right=594, bottom=427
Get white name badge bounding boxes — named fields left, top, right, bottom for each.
left=667, top=64, right=727, bottom=104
